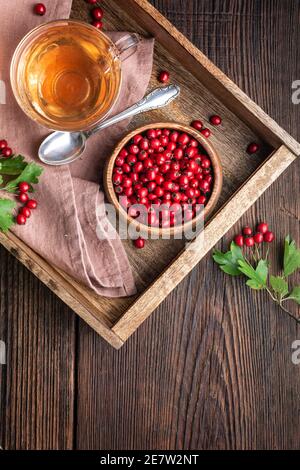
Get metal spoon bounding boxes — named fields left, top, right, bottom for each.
left=38, top=85, right=180, bottom=166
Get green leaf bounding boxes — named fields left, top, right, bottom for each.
left=246, top=279, right=263, bottom=290
left=220, top=264, right=240, bottom=276
left=0, top=155, right=26, bottom=175
left=255, top=259, right=269, bottom=285
left=289, top=286, right=300, bottom=305
left=213, top=242, right=245, bottom=276
left=284, top=235, right=300, bottom=277
left=230, top=241, right=245, bottom=263
left=0, top=198, right=16, bottom=232
left=270, top=275, right=289, bottom=297
left=4, top=163, right=43, bottom=193
left=213, top=250, right=240, bottom=275
left=238, top=259, right=268, bottom=289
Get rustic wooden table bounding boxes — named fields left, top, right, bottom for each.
left=0, top=0, right=299, bottom=450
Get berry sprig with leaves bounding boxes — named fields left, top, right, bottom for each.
left=213, top=223, right=300, bottom=324
left=0, top=140, right=43, bottom=232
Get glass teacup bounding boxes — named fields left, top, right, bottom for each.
left=10, top=20, right=140, bottom=132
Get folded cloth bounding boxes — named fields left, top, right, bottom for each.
left=0, top=0, right=154, bottom=297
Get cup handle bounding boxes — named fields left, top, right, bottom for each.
left=114, top=33, right=141, bottom=61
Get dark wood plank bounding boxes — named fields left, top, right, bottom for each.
left=75, top=0, right=300, bottom=450
left=1, top=0, right=299, bottom=451
left=0, top=246, right=76, bottom=449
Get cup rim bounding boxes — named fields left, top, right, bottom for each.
left=10, top=19, right=123, bottom=132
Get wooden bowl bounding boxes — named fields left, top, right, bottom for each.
left=104, top=123, right=223, bottom=236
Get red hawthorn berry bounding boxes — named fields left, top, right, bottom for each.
left=254, top=232, right=264, bottom=244
left=245, top=237, right=255, bottom=247
left=134, top=237, right=145, bottom=249
left=264, top=231, right=275, bottom=243
left=243, top=226, right=252, bottom=236
left=234, top=235, right=244, bottom=247
left=257, top=222, right=268, bottom=234
left=158, top=70, right=170, bottom=83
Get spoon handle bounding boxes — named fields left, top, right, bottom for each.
left=85, top=85, right=180, bottom=138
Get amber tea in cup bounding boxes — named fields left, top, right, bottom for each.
left=10, top=20, right=140, bottom=131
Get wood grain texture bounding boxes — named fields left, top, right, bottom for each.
left=0, top=245, right=76, bottom=449
left=1, top=0, right=293, bottom=349
left=75, top=0, right=300, bottom=450
left=0, top=0, right=299, bottom=450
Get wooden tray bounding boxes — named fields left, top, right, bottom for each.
left=1, top=0, right=299, bottom=349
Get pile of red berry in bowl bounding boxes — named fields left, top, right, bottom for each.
left=104, top=123, right=223, bottom=236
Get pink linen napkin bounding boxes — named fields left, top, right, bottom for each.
left=0, top=0, right=154, bottom=297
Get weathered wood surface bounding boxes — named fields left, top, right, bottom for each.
left=0, top=0, right=299, bottom=450
left=0, top=0, right=284, bottom=347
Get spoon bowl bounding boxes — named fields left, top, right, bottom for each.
left=39, top=131, right=87, bottom=165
